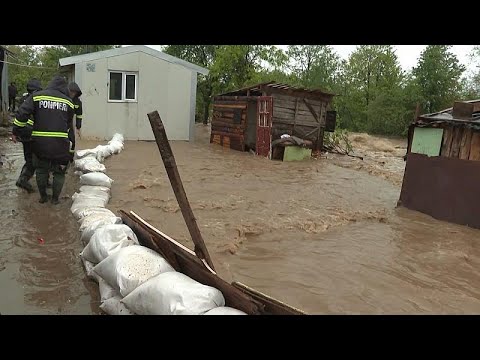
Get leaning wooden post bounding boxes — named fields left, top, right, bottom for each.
left=147, top=110, right=215, bottom=271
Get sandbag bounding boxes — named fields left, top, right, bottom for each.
left=93, top=245, right=175, bottom=297
left=74, top=157, right=106, bottom=173
left=72, top=191, right=110, bottom=205
left=70, top=197, right=108, bottom=219
left=94, top=145, right=113, bottom=162
left=204, top=307, right=247, bottom=315
left=80, top=172, right=114, bottom=188
left=74, top=207, right=116, bottom=223
left=80, top=224, right=139, bottom=264
left=79, top=185, right=111, bottom=195
left=100, top=296, right=135, bottom=315
left=78, top=213, right=121, bottom=232
left=108, top=140, right=124, bottom=155
left=81, top=258, right=100, bottom=282
left=109, top=133, right=124, bottom=144
left=76, top=149, right=99, bottom=159
left=98, top=278, right=118, bottom=302
left=121, top=272, right=225, bottom=315
left=80, top=218, right=123, bottom=245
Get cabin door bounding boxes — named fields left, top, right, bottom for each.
left=256, top=96, right=273, bottom=158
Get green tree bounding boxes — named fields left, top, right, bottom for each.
left=163, top=45, right=220, bottom=124
left=412, top=45, right=465, bottom=113
left=337, top=45, right=404, bottom=134
left=164, top=45, right=286, bottom=124
left=286, top=45, right=340, bottom=91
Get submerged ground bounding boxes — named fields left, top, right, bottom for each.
left=0, top=124, right=479, bottom=314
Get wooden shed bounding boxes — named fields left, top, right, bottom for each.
left=399, top=100, right=480, bottom=229
left=210, top=82, right=336, bottom=158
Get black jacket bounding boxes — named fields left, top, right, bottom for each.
left=68, top=82, right=83, bottom=129
left=13, top=79, right=43, bottom=142
left=13, top=76, right=74, bottom=163
left=8, top=84, right=17, bottom=97
left=18, top=79, right=43, bottom=105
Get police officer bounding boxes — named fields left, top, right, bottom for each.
left=13, top=75, right=74, bottom=204
left=12, top=78, right=43, bottom=193
left=68, top=82, right=83, bottom=139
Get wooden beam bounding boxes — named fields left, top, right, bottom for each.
left=303, top=99, right=319, bottom=122
left=147, top=110, right=215, bottom=271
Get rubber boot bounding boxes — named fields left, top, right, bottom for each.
left=16, top=166, right=34, bottom=193
left=39, top=189, right=49, bottom=203
left=51, top=171, right=65, bottom=205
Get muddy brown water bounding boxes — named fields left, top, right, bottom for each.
left=0, top=137, right=100, bottom=314
left=1, top=125, right=479, bottom=314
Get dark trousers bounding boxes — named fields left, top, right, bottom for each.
left=32, top=154, right=68, bottom=200
left=9, top=96, right=16, bottom=111
left=20, top=141, right=35, bottom=180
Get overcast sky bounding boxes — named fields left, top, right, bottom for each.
left=144, top=45, right=476, bottom=73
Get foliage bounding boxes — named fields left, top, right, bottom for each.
left=7, top=44, right=478, bottom=138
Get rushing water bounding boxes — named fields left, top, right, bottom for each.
left=1, top=126, right=479, bottom=314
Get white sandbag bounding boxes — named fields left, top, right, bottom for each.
left=94, top=145, right=113, bottom=162
left=100, top=296, right=135, bottom=315
left=121, top=272, right=225, bottom=315
left=75, top=148, right=98, bottom=159
left=74, top=207, right=116, bottom=223
left=204, top=307, right=247, bottom=315
left=93, top=245, right=175, bottom=297
left=80, top=172, right=114, bottom=188
left=98, top=278, right=118, bottom=302
left=74, top=157, right=106, bottom=173
left=80, top=218, right=123, bottom=245
left=79, top=185, right=111, bottom=195
left=109, top=133, right=124, bottom=144
left=81, top=258, right=100, bottom=282
left=80, top=224, right=139, bottom=264
left=70, top=197, right=108, bottom=219
left=78, top=213, right=121, bottom=232
left=72, top=191, right=110, bottom=205
left=108, top=140, right=124, bottom=154
left=77, top=188, right=111, bottom=203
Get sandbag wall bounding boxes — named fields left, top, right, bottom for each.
left=71, top=135, right=246, bottom=315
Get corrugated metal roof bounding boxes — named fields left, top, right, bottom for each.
left=59, top=45, right=209, bottom=75
left=218, top=81, right=336, bottom=97
left=419, top=99, right=480, bottom=124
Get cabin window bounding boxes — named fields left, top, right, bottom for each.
left=108, top=71, right=138, bottom=102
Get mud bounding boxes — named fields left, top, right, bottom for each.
left=1, top=124, right=479, bottom=314
left=0, top=137, right=100, bottom=314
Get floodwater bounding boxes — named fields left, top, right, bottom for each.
left=1, top=124, right=479, bottom=314
left=0, top=136, right=100, bottom=314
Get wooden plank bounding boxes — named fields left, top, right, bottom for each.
left=211, top=130, right=244, bottom=140
left=214, top=96, right=258, bottom=101
left=469, top=131, right=480, bottom=161
left=452, top=101, right=474, bottom=120
left=271, top=92, right=326, bottom=106
left=273, top=116, right=318, bottom=126
left=303, top=98, right=319, bottom=122
left=232, top=282, right=306, bottom=315
left=450, top=127, right=464, bottom=159
left=459, top=128, right=473, bottom=160
left=440, top=127, right=453, bottom=157
left=213, top=103, right=247, bottom=109
left=211, top=118, right=246, bottom=127
left=120, top=211, right=266, bottom=315
left=213, top=111, right=246, bottom=119
left=147, top=111, right=215, bottom=271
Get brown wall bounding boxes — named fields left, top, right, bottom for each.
left=399, top=153, right=480, bottom=229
